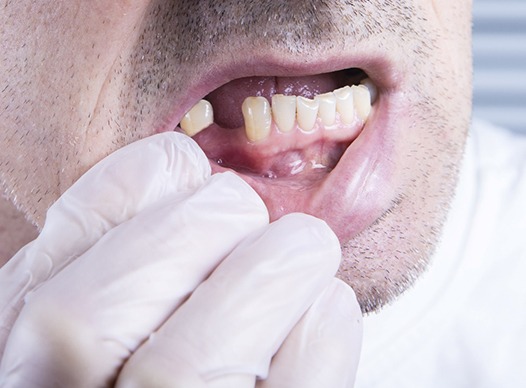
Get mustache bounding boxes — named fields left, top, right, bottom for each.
left=136, top=0, right=421, bottom=61
left=125, top=0, right=424, bottom=105
left=141, top=0, right=336, bottom=59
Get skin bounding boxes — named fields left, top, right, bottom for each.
left=0, top=0, right=472, bottom=313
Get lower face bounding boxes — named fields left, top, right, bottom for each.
left=0, top=0, right=472, bottom=313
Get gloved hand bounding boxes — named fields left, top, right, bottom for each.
left=0, top=132, right=362, bottom=387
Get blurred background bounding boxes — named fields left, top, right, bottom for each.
left=473, top=0, right=526, bottom=133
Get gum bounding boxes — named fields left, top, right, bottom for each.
left=187, top=112, right=366, bottom=179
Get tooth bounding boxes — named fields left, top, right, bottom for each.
left=352, top=84, right=372, bottom=121
left=271, top=94, right=296, bottom=133
left=360, top=78, right=378, bottom=104
left=180, top=100, right=214, bottom=136
left=242, top=96, right=272, bottom=142
left=315, top=92, right=337, bottom=127
left=296, top=96, right=319, bottom=132
left=333, top=86, right=355, bottom=124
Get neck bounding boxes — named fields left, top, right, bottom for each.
left=0, top=195, right=38, bottom=267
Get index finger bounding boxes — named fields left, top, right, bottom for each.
left=0, top=132, right=210, bottom=354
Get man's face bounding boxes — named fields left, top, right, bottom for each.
left=0, top=0, right=472, bottom=312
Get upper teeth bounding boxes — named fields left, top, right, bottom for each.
left=180, top=79, right=377, bottom=141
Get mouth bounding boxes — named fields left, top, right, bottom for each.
left=163, top=58, right=402, bottom=243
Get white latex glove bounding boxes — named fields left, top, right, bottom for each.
left=116, top=219, right=363, bottom=388
left=0, top=132, right=362, bottom=387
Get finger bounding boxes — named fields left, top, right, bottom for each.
left=116, top=213, right=341, bottom=388
left=0, top=172, right=268, bottom=387
left=257, top=278, right=363, bottom=388
left=112, top=354, right=209, bottom=388
left=0, top=132, right=210, bottom=353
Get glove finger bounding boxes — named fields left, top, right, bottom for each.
left=257, top=278, right=363, bottom=388
left=0, top=132, right=210, bottom=353
left=115, top=355, right=209, bottom=388
left=116, top=213, right=341, bottom=388
left=0, top=172, right=268, bottom=387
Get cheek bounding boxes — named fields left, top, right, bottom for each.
left=424, top=0, right=474, bottom=120
left=0, top=1, right=152, bottom=225
left=430, top=0, right=474, bottom=65
left=431, top=0, right=473, bottom=23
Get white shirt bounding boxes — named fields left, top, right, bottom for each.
left=355, top=120, right=526, bottom=388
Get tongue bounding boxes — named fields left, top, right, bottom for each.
left=206, top=71, right=349, bottom=129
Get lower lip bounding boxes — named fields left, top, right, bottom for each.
left=161, top=57, right=402, bottom=243
left=207, top=93, right=400, bottom=243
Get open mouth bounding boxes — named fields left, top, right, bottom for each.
left=180, top=69, right=376, bottom=177
left=167, top=62, right=398, bottom=244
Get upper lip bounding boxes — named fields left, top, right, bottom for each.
left=163, top=50, right=399, bottom=133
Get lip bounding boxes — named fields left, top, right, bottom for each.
left=159, top=51, right=405, bottom=243
left=162, top=50, right=399, bottom=132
